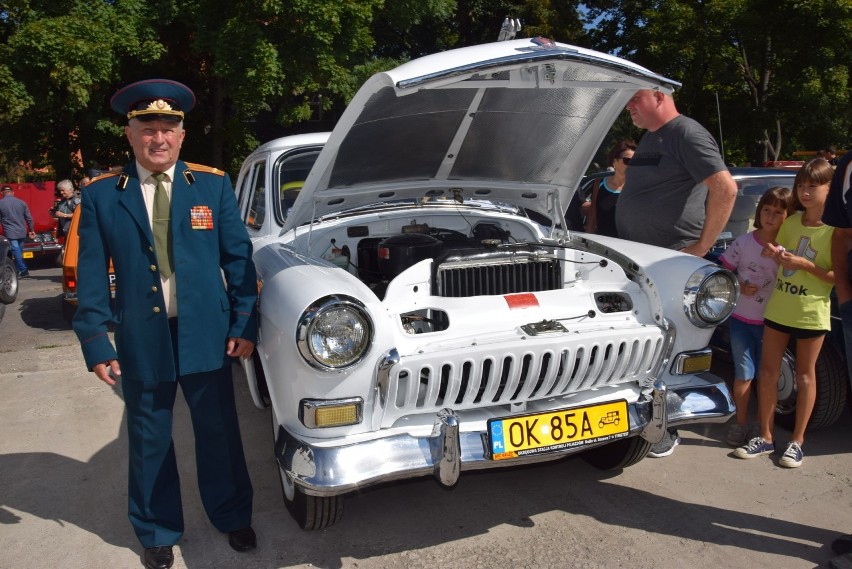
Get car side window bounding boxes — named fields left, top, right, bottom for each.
left=274, top=149, right=322, bottom=224
left=245, top=161, right=267, bottom=230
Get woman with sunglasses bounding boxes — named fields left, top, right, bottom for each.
left=585, top=139, right=636, bottom=237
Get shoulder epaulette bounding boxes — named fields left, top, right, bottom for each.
left=89, top=171, right=122, bottom=184
left=184, top=162, right=226, bottom=177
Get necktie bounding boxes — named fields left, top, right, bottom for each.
left=152, top=173, right=174, bottom=278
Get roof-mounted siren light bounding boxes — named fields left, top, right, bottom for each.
left=497, top=17, right=522, bottom=41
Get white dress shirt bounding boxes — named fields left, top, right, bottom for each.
left=136, top=162, right=178, bottom=318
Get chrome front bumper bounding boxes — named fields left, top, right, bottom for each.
left=275, top=373, right=734, bottom=497
left=23, top=242, right=62, bottom=255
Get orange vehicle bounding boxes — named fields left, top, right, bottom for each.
left=61, top=205, right=115, bottom=321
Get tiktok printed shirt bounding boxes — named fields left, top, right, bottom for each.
left=719, top=231, right=780, bottom=324
left=763, top=212, right=834, bottom=330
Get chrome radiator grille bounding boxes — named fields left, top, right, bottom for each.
left=380, top=327, right=665, bottom=424
left=436, top=257, right=562, bottom=297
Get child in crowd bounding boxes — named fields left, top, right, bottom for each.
left=734, top=158, right=836, bottom=468
left=719, top=186, right=792, bottom=447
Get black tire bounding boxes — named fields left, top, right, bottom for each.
left=582, top=435, right=652, bottom=470
left=0, top=256, right=18, bottom=304
left=775, top=342, right=848, bottom=430
left=0, top=302, right=6, bottom=324
left=270, top=400, right=343, bottom=530
left=284, top=486, right=344, bottom=531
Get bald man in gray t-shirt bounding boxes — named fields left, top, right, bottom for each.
left=615, top=89, right=737, bottom=458
left=616, top=90, right=736, bottom=258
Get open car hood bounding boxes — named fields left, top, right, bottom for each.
left=284, top=38, right=679, bottom=231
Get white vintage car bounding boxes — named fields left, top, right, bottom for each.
left=235, top=37, right=738, bottom=530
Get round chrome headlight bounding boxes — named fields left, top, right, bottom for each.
left=683, top=266, right=739, bottom=328
left=297, top=296, right=373, bottom=370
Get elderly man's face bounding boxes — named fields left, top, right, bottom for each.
left=625, top=90, right=663, bottom=130
left=125, top=119, right=185, bottom=173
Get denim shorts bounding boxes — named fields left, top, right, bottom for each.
left=729, top=317, right=763, bottom=381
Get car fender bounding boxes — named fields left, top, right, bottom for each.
left=254, top=241, right=396, bottom=436
left=575, top=233, right=727, bottom=363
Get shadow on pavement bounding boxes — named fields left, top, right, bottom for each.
left=2, top=365, right=847, bottom=568
left=19, top=294, right=69, bottom=332
left=0, top=381, right=137, bottom=553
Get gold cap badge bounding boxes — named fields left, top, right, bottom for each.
left=127, top=99, right=185, bottom=120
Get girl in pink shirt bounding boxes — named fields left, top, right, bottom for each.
left=719, top=186, right=791, bottom=446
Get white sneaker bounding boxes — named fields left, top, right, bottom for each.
left=779, top=441, right=803, bottom=468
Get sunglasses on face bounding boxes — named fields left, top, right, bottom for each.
left=616, top=156, right=631, bottom=165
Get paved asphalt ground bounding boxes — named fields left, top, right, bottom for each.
left=2, top=260, right=852, bottom=569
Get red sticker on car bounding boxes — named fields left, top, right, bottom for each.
left=504, top=293, right=539, bottom=309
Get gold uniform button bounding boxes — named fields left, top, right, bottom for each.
left=151, top=286, right=159, bottom=292
left=150, top=264, right=157, bottom=271
left=153, top=307, right=161, bottom=313
left=148, top=246, right=154, bottom=252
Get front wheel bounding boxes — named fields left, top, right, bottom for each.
left=582, top=436, right=651, bottom=470
left=270, top=402, right=343, bottom=530
left=0, top=256, right=18, bottom=304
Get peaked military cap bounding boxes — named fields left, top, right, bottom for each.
left=110, top=79, right=196, bottom=122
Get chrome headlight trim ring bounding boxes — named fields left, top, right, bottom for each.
left=683, top=266, right=739, bottom=328
left=296, top=295, right=374, bottom=370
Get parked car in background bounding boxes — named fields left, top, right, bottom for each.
left=0, top=181, right=62, bottom=262
left=59, top=205, right=115, bottom=321
left=0, top=235, right=19, bottom=324
left=763, top=160, right=805, bottom=170
left=237, top=38, right=739, bottom=530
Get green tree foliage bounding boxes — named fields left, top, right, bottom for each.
left=0, top=0, right=165, bottom=178
left=583, top=0, right=851, bottom=165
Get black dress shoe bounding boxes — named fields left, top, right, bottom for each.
left=143, top=546, right=174, bottom=569
left=228, top=526, right=257, bottom=552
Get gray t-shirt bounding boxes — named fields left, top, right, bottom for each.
left=615, top=114, right=727, bottom=250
